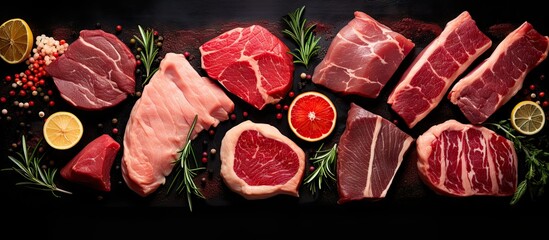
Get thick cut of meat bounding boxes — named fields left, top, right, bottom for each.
left=388, top=11, right=492, bottom=128
left=60, top=134, right=120, bottom=192
left=416, top=119, right=518, bottom=197
left=220, top=120, right=305, bottom=200
left=45, top=29, right=136, bottom=110
left=199, top=25, right=294, bottom=110
left=448, top=22, right=549, bottom=124
left=337, top=103, right=414, bottom=203
left=312, top=11, right=415, bottom=98
left=122, top=53, right=234, bottom=197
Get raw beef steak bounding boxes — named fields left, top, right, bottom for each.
left=122, top=53, right=234, bottom=197
left=337, top=103, right=414, bottom=203
left=448, top=22, right=549, bottom=124
left=388, top=11, right=492, bottom=128
left=312, top=11, right=415, bottom=98
left=416, top=119, right=518, bottom=197
left=220, top=120, right=306, bottom=200
left=45, top=29, right=136, bottom=110
left=199, top=25, right=294, bottom=110
left=60, top=134, right=120, bottom=192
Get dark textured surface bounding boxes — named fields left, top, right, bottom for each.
left=1, top=0, right=548, bottom=236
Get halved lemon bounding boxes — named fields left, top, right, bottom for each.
left=288, top=91, right=337, bottom=142
left=510, top=100, right=545, bottom=135
left=43, top=111, right=84, bottom=150
left=0, top=18, right=34, bottom=64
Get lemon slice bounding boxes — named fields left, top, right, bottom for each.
left=0, top=18, right=34, bottom=64
left=510, top=100, right=545, bottom=135
left=43, top=111, right=84, bottom=150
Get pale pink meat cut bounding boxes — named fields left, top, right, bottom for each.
left=60, top=134, right=120, bottom=192
left=416, top=119, right=518, bottom=197
left=122, top=53, right=234, bottom=197
left=220, top=120, right=305, bottom=200
left=45, top=29, right=136, bottom=110
left=448, top=22, right=549, bottom=124
left=312, top=11, right=415, bottom=98
left=337, top=103, right=414, bottom=203
left=388, top=11, right=492, bottom=128
left=199, top=25, right=294, bottom=110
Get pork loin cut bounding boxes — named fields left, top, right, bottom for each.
left=312, top=11, right=415, bottom=98
left=122, top=53, right=234, bottom=197
left=337, top=103, right=414, bottom=203
left=199, top=25, right=294, bottom=110
left=45, top=29, right=136, bottom=110
left=448, top=22, right=549, bottom=124
left=388, top=11, right=492, bottom=128
left=220, top=120, right=305, bottom=200
left=416, top=119, right=518, bottom=197
left=60, top=134, right=120, bottom=192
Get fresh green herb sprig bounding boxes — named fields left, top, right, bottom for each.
left=303, top=143, right=338, bottom=194
left=282, top=6, right=321, bottom=69
left=134, top=25, right=160, bottom=87
left=486, top=119, right=549, bottom=205
left=167, top=115, right=205, bottom=212
left=2, top=135, right=72, bottom=197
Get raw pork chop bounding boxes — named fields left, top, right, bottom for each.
left=45, top=29, right=136, bottom=110
left=388, top=11, right=492, bottom=128
left=337, top=103, right=414, bottom=203
left=448, top=22, right=549, bottom=124
left=199, top=25, right=294, bottom=110
left=60, top=134, right=120, bottom=192
left=312, top=11, right=415, bottom=98
left=122, top=53, right=234, bottom=197
left=416, top=119, right=517, bottom=197
left=220, top=120, right=305, bottom=200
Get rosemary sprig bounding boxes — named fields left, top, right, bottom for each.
left=303, top=143, right=338, bottom=194
left=2, top=135, right=72, bottom=197
left=282, top=6, right=321, bottom=68
left=134, top=25, right=160, bottom=86
left=167, top=115, right=205, bottom=212
left=486, top=119, right=549, bottom=205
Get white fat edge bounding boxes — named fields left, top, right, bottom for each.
left=363, top=116, right=382, bottom=197
left=380, top=134, right=414, bottom=198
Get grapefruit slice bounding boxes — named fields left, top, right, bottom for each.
left=288, top=91, right=337, bottom=142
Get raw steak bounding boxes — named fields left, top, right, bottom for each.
left=337, top=103, right=414, bottom=203
left=199, top=25, right=294, bottom=110
left=448, top=22, right=549, bottom=124
left=312, top=11, right=415, bottom=98
left=45, top=29, right=136, bottom=110
left=122, top=53, right=234, bottom=197
left=388, top=11, right=492, bottom=128
left=60, top=134, right=120, bottom=192
left=220, top=120, right=305, bottom=200
left=416, top=119, right=518, bottom=197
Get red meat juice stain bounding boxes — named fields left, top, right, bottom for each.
left=161, top=20, right=287, bottom=55
left=387, top=18, right=442, bottom=46
left=195, top=171, right=225, bottom=200
left=488, top=23, right=517, bottom=40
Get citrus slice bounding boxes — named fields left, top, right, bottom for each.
left=43, top=111, right=84, bottom=150
left=288, top=91, right=337, bottom=142
left=0, top=18, right=33, bottom=64
left=510, top=100, right=545, bottom=135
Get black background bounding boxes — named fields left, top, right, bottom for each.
left=1, top=0, right=548, bottom=238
